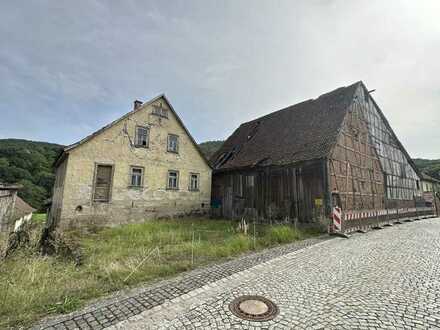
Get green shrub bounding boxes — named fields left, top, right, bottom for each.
left=262, top=225, right=301, bottom=246
left=224, top=234, right=252, bottom=254
left=32, top=213, right=47, bottom=224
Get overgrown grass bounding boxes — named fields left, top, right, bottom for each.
left=32, top=213, right=47, bottom=224
left=0, top=218, right=321, bottom=329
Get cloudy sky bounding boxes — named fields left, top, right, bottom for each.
left=1, top=1, right=439, bottom=158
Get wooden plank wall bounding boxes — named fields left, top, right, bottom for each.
left=211, top=160, right=326, bottom=224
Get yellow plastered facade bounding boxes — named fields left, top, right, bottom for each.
left=52, top=97, right=212, bottom=229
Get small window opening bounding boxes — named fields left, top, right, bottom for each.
left=167, top=170, right=179, bottom=189
left=153, top=103, right=168, bottom=118
left=135, top=126, right=149, bottom=147
left=167, top=134, right=179, bottom=153
left=130, top=167, right=144, bottom=187
left=189, top=173, right=200, bottom=191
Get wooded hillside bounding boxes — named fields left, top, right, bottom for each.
left=198, top=140, right=224, bottom=160
left=0, top=139, right=63, bottom=210
left=413, top=159, right=440, bottom=181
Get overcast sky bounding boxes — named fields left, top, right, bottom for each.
left=1, top=1, right=439, bottom=158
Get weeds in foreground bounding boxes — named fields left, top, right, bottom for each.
left=0, top=218, right=321, bottom=329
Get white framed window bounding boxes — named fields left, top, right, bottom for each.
left=167, top=170, right=179, bottom=190
left=189, top=173, right=200, bottom=191
left=135, top=126, right=149, bottom=147
left=167, top=134, right=179, bottom=153
left=130, top=166, right=144, bottom=187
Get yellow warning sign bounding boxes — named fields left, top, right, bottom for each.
left=315, top=198, right=323, bottom=207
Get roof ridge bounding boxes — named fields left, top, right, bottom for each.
left=64, top=93, right=165, bottom=152
left=212, top=81, right=362, bottom=170
left=240, top=81, right=362, bottom=126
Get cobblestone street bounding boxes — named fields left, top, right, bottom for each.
left=35, top=217, right=440, bottom=330
left=110, top=218, right=440, bottom=329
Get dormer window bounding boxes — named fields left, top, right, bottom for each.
left=135, top=126, right=149, bottom=147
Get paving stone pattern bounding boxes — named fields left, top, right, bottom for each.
left=108, top=218, right=440, bottom=329
left=33, top=235, right=330, bottom=330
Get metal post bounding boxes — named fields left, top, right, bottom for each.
left=253, top=220, right=256, bottom=250
left=323, top=158, right=332, bottom=221
left=191, top=223, right=194, bottom=266
left=435, top=192, right=439, bottom=218
left=414, top=194, right=419, bottom=220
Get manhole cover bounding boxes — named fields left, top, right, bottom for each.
left=229, top=295, right=279, bottom=321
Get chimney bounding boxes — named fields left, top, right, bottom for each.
left=133, top=100, right=143, bottom=110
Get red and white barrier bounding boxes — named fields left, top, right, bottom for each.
left=332, top=206, right=342, bottom=232
left=331, top=206, right=436, bottom=234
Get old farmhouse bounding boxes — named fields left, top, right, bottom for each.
left=51, top=95, right=212, bottom=229
left=211, top=81, right=431, bottom=231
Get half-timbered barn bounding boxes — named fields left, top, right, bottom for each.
left=211, top=81, right=434, bottom=231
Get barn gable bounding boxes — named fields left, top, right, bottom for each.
left=352, top=83, right=421, bottom=201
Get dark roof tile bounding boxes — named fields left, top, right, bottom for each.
left=211, top=82, right=361, bottom=170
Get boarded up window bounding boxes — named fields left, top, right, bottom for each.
left=94, top=165, right=113, bottom=202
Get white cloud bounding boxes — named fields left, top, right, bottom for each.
left=0, top=0, right=439, bottom=157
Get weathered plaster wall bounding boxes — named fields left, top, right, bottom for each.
left=50, top=157, right=67, bottom=227
left=55, top=98, right=212, bottom=229
left=0, top=189, right=17, bottom=233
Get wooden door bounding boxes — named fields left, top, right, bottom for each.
left=93, top=165, right=113, bottom=202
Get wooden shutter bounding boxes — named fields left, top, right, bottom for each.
left=94, top=165, right=113, bottom=202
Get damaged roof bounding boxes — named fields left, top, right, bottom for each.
left=211, top=81, right=361, bottom=171
left=13, top=196, right=36, bottom=220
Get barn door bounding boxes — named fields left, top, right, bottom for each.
left=93, top=165, right=113, bottom=202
